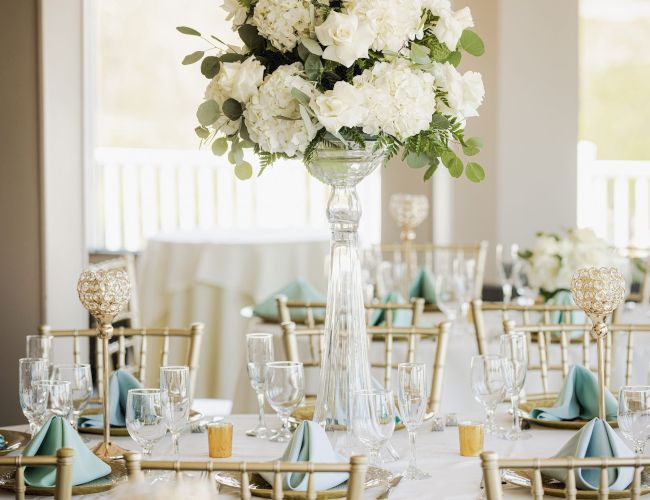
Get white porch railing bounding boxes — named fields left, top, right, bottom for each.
left=578, top=141, right=650, bottom=247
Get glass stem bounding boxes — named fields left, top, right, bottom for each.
left=256, top=392, right=265, bottom=427
left=511, top=395, right=521, bottom=434
left=408, top=430, right=417, bottom=470
left=485, top=406, right=495, bottom=432
left=171, top=432, right=180, bottom=455
left=634, top=441, right=645, bottom=455
left=503, top=284, right=512, bottom=304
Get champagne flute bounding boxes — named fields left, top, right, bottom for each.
left=19, top=358, right=49, bottom=436
left=351, top=389, right=396, bottom=466
left=470, top=355, right=506, bottom=434
left=34, top=380, right=72, bottom=421
left=513, top=258, right=539, bottom=305
left=397, top=363, right=430, bottom=480
left=435, top=274, right=466, bottom=333
left=618, top=386, right=650, bottom=455
left=265, top=361, right=304, bottom=443
left=126, top=389, right=167, bottom=457
left=160, top=366, right=190, bottom=455
left=499, top=333, right=531, bottom=440
left=246, top=333, right=274, bottom=438
left=496, top=244, right=518, bottom=303
left=26, top=335, right=52, bottom=364
left=51, top=363, right=93, bottom=430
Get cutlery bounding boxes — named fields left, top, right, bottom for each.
left=376, top=474, right=403, bottom=499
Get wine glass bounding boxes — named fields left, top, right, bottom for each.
left=265, top=361, right=304, bottom=443
left=513, top=258, right=538, bottom=305
left=397, top=363, right=430, bottom=480
left=246, top=333, right=274, bottom=438
left=499, top=334, right=531, bottom=440
left=51, top=364, right=93, bottom=430
left=19, top=358, right=49, bottom=436
left=496, top=244, right=518, bottom=303
left=618, top=386, right=650, bottom=455
left=435, top=274, right=466, bottom=332
left=160, top=366, right=190, bottom=455
left=351, top=389, right=396, bottom=466
left=126, top=388, right=167, bottom=456
left=470, top=355, right=506, bottom=434
left=34, top=380, right=72, bottom=421
left=26, top=335, right=52, bottom=363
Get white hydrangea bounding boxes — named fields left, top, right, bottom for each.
left=222, top=0, right=248, bottom=29
left=310, top=81, right=367, bottom=134
left=252, top=0, right=311, bottom=52
left=433, top=6, right=474, bottom=50
left=432, top=62, right=484, bottom=118
left=352, top=59, right=436, bottom=140
left=421, top=0, right=451, bottom=16
left=243, top=63, right=318, bottom=156
left=344, top=0, right=424, bottom=53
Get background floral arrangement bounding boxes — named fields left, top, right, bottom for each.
left=178, top=0, right=485, bottom=181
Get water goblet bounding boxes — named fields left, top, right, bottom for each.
left=246, top=333, right=274, bottom=438
left=160, top=366, right=190, bottom=455
left=435, top=273, right=466, bottom=333
left=26, top=335, right=52, bottom=363
left=496, top=244, right=518, bottom=303
left=351, top=389, right=395, bottom=466
left=51, top=363, right=93, bottom=430
left=18, top=358, right=49, bottom=436
left=126, top=388, right=167, bottom=457
left=397, top=362, right=430, bottom=480
left=34, top=380, right=72, bottom=421
left=470, top=355, right=506, bottom=435
left=499, top=333, right=531, bottom=440
left=618, top=386, right=650, bottom=455
left=265, top=361, right=304, bottom=443
left=513, top=258, right=539, bottom=305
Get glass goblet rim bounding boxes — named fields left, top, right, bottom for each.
left=129, top=388, right=162, bottom=396
left=19, top=357, right=48, bottom=365
left=160, top=365, right=189, bottom=372
left=266, top=361, right=303, bottom=369
left=52, top=362, right=91, bottom=370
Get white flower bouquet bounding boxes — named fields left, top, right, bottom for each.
left=179, top=0, right=486, bottom=180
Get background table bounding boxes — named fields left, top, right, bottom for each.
left=138, top=229, right=329, bottom=402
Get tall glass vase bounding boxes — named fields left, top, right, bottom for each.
left=307, top=141, right=386, bottom=451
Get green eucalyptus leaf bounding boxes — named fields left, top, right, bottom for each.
left=219, top=53, right=246, bottom=63
left=440, top=149, right=457, bottom=168
left=446, top=51, right=462, bottom=67
left=405, top=152, right=431, bottom=169
left=462, top=137, right=483, bottom=156
left=194, top=126, right=210, bottom=139
left=176, top=26, right=201, bottom=36
left=305, top=54, right=323, bottom=81
left=235, top=161, right=253, bottom=180
left=410, top=43, right=431, bottom=65
left=238, top=24, right=264, bottom=51
left=200, top=56, right=221, bottom=79
left=459, top=29, right=485, bottom=56
left=239, top=122, right=252, bottom=143
left=424, top=163, right=438, bottom=181
left=196, top=100, right=220, bottom=126
left=465, top=162, right=485, bottom=182
left=212, top=137, right=228, bottom=156
left=430, top=114, right=450, bottom=130
left=291, top=87, right=311, bottom=106
left=182, top=51, right=204, bottom=65
left=222, top=98, right=243, bottom=120
left=447, top=157, right=464, bottom=178
left=232, top=144, right=244, bottom=164
left=297, top=44, right=310, bottom=61
left=300, top=37, right=323, bottom=56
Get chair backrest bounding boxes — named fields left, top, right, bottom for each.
left=616, top=245, right=650, bottom=304
left=91, top=254, right=140, bottom=327
left=608, top=323, right=650, bottom=386
left=280, top=321, right=451, bottom=413
left=0, top=448, right=74, bottom=500
left=124, top=452, right=368, bottom=500
left=38, top=323, right=204, bottom=399
left=480, top=451, right=650, bottom=500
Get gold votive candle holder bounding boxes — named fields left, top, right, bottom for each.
left=208, top=421, right=233, bottom=458
left=458, top=421, right=484, bottom=457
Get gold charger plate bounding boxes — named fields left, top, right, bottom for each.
left=214, top=465, right=388, bottom=499
left=78, top=409, right=203, bottom=436
left=0, top=458, right=126, bottom=495
left=502, top=468, right=650, bottom=498
left=290, top=404, right=429, bottom=431
left=0, top=430, right=30, bottom=456
left=519, top=398, right=618, bottom=430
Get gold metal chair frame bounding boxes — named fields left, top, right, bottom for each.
left=0, top=448, right=74, bottom=500
left=124, top=452, right=368, bottom=500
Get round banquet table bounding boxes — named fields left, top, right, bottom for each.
left=0, top=412, right=633, bottom=499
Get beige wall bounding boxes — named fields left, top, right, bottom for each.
left=0, top=0, right=42, bottom=424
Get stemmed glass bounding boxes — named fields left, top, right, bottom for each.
left=19, top=358, right=49, bottom=436
left=435, top=274, right=467, bottom=333
left=496, top=244, right=518, bottom=303
left=34, top=380, right=72, bottom=421
left=618, top=386, right=650, bottom=455
left=160, top=366, right=190, bottom=455
left=351, top=389, right=396, bottom=466
left=265, top=361, right=304, bottom=443
left=397, top=363, right=430, bottom=480
left=499, top=333, right=531, bottom=440
left=246, top=333, right=274, bottom=438
left=26, top=335, right=52, bottom=364
left=470, top=355, right=506, bottom=435
left=51, top=364, right=93, bottom=430
left=513, top=259, right=539, bottom=305
left=126, top=388, right=167, bottom=457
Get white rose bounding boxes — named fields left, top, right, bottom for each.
left=314, top=12, right=375, bottom=68
left=217, top=56, right=265, bottom=103
left=222, top=0, right=248, bottom=29
left=310, top=81, right=367, bottom=133
left=433, top=62, right=484, bottom=118
left=433, top=6, right=474, bottom=50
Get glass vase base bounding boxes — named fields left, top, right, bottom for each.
left=402, top=466, right=431, bottom=481
left=498, top=429, right=532, bottom=441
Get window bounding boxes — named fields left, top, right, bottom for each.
left=86, top=0, right=380, bottom=252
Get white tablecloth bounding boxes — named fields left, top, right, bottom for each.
left=1, top=412, right=632, bottom=499
left=138, top=229, right=329, bottom=401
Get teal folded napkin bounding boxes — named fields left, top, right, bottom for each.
left=253, top=279, right=325, bottom=322
left=408, top=267, right=436, bottom=304
left=23, top=416, right=111, bottom=487
left=543, top=417, right=633, bottom=491
left=370, top=292, right=412, bottom=327
left=0, top=433, right=5, bottom=450
left=78, top=369, right=142, bottom=428
left=530, top=365, right=617, bottom=421
left=547, top=290, right=586, bottom=339
left=260, top=421, right=348, bottom=491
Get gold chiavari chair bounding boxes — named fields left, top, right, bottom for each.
left=89, top=254, right=141, bottom=327
left=616, top=245, right=650, bottom=304
left=124, top=452, right=368, bottom=500
left=1, top=448, right=74, bottom=500
left=37, top=323, right=204, bottom=399
left=280, top=321, right=450, bottom=413
left=608, top=323, right=650, bottom=386
left=481, top=451, right=650, bottom=500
